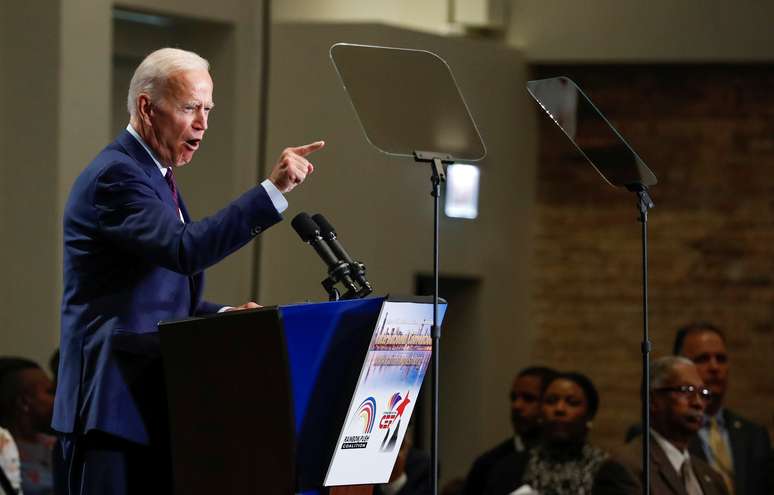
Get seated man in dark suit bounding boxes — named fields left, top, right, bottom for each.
left=53, top=47, right=324, bottom=494
left=674, top=322, right=771, bottom=495
left=462, top=366, right=556, bottom=495
left=593, top=356, right=728, bottom=495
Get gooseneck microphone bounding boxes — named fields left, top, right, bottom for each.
left=312, top=213, right=373, bottom=297
left=291, top=212, right=358, bottom=300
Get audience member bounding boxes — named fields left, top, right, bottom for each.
left=484, top=372, right=607, bottom=495
left=0, top=358, right=56, bottom=495
left=375, top=426, right=430, bottom=495
left=674, top=322, right=771, bottom=495
left=593, top=356, right=728, bottom=495
left=463, top=366, right=556, bottom=495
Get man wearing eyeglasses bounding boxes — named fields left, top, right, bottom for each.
left=674, top=323, right=771, bottom=495
left=593, top=356, right=728, bottom=495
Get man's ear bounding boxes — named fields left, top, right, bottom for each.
left=137, top=94, right=154, bottom=127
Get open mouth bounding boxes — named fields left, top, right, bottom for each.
left=185, top=138, right=201, bottom=150
left=685, top=413, right=703, bottom=426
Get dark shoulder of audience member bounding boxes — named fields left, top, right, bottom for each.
left=462, top=366, right=557, bottom=495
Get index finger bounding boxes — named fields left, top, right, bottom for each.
left=289, top=140, right=325, bottom=157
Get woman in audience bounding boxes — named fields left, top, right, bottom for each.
left=484, top=372, right=608, bottom=495
left=0, top=358, right=56, bottom=495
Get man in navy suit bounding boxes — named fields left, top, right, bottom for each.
left=674, top=323, right=771, bottom=495
left=52, top=47, right=324, bottom=494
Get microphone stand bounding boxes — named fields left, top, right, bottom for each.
left=414, top=150, right=451, bottom=495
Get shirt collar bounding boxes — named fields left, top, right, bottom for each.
left=514, top=434, right=525, bottom=453
left=650, top=428, right=691, bottom=474
left=126, top=123, right=168, bottom=177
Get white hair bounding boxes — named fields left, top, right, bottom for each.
left=650, top=356, right=695, bottom=389
left=127, top=47, right=210, bottom=118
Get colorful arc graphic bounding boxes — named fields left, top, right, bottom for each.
left=353, top=397, right=377, bottom=433
left=388, top=392, right=402, bottom=410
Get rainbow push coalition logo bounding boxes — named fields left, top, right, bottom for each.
left=341, top=397, right=376, bottom=449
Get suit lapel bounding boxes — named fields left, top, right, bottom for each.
left=115, top=130, right=179, bottom=212
left=724, top=409, right=744, bottom=493
left=688, top=435, right=707, bottom=462
left=177, top=191, right=202, bottom=314
left=692, top=459, right=724, bottom=495
left=651, top=438, right=688, bottom=495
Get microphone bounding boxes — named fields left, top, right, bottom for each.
left=311, top=213, right=354, bottom=263
left=312, top=213, right=372, bottom=297
left=291, top=212, right=357, bottom=299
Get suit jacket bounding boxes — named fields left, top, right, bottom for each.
left=480, top=449, right=529, bottom=495
left=688, top=409, right=772, bottom=495
left=52, top=130, right=281, bottom=445
left=463, top=437, right=516, bottom=495
left=593, top=435, right=728, bottom=495
left=626, top=410, right=772, bottom=495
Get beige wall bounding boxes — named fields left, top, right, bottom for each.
left=260, top=22, right=537, bottom=484
left=508, top=0, right=774, bottom=62
left=273, top=0, right=774, bottom=62
left=273, top=0, right=453, bottom=35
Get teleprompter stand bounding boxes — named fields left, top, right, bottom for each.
left=527, top=77, right=657, bottom=495
left=330, top=44, right=486, bottom=495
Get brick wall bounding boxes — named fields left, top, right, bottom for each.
left=531, top=64, right=774, bottom=450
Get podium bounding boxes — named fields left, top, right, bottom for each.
left=157, top=296, right=445, bottom=494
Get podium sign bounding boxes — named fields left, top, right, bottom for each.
left=325, top=301, right=446, bottom=486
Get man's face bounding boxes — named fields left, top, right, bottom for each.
left=19, top=368, right=55, bottom=432
left=510, top=374, right=543, bottom=435
left=680, top=331, right=728, bottom=403
left=651, top=363, right=706, bottom=441
left=144, top=69, right=214, bottom=167
left=541, top=378, right=589, bottom=444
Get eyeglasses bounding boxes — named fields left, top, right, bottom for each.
left=654, top=385, right=712, bottom=401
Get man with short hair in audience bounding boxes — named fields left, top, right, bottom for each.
left=674, top=322, right=771, bottom=495
left=462, top=366, right=556, bottom=495
left=593, top=356, right=728, bottom=495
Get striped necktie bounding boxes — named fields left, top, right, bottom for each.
left=163, top=167, right=179, bottom=212
left=681, top=459, right=704, bottom=495
left=708, top=417, right=735, bottom=494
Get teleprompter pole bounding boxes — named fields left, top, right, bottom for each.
left=628, top=184, right=654, bottom=495
left=415, top=151, right=449, bottom=495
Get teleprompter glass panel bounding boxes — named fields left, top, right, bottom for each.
left=527, top=76, right=656, bottom=188
left=330, top=43, right=486, bottom=161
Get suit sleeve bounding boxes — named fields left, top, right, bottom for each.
left=94, top=161, right=281, bottom=276
left=196, top=300, right=225, bottom=315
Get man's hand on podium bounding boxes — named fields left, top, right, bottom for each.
left=225, top=302, right=262, bottom=311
